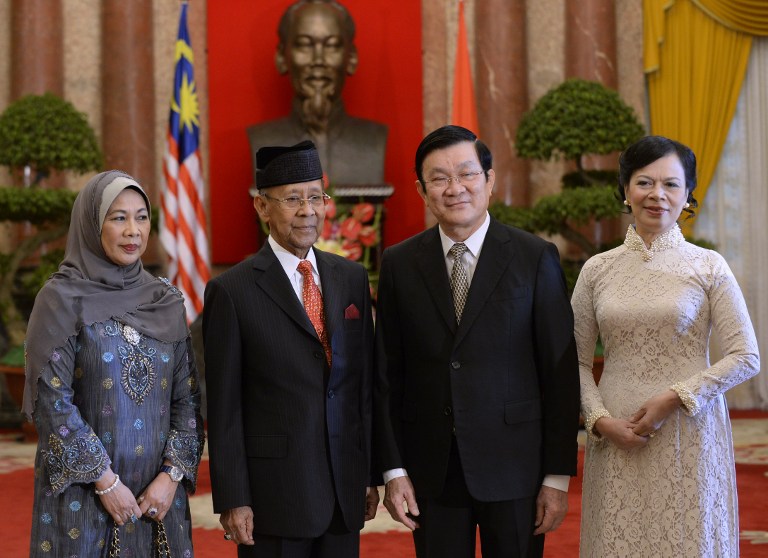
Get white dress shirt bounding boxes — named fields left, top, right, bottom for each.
left=268, top=235, right=322, bottom=305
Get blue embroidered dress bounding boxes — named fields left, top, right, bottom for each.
left=29, top=319, right=204, bottom=557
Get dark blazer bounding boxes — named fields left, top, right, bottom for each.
left=374, top=219, right=580, bottom=502
left=203, top=242, right=374, bottom=538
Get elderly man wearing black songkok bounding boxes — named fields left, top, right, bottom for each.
left=204, top=140, right=378, bottom=557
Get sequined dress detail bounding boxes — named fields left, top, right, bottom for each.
left=572, top=225, right=759, bottom=557
left=29, top=320, right=204, bottom=557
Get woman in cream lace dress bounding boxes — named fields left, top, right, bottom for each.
left=572, top=136, right=759, bottom=556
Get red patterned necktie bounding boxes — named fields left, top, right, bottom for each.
left=297, top=260, right=331, bottom=366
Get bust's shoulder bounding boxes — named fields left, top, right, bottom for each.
left=339, top=114, right=388, bottom=135
left=246, top=117, right=300, bottom=145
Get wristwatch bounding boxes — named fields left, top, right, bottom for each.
left=160, top=465, right=183, bottom=482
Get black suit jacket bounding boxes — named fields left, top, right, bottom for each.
left=204, top=242, right=374, bottom=538
left=374, top=219, right=580, bottom=502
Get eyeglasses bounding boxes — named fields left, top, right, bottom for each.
left=423, top=171, right=485, bottom=188
left=261, top=192, right=331, bottom=209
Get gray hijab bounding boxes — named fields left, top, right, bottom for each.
left=22, top=170, right=188, bottom=420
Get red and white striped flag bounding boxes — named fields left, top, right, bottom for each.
left=160, top=2, right=210, bottom=322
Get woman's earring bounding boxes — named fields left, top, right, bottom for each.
left=684, top=202, right=690, bottom=209
left=623, top=200, right=631, bottom=207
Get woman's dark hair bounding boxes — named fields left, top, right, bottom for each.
left=414, top=125, right=492, bottom=190
left=618, top=135, right=698, bottom=218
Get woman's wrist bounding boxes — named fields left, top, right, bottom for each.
left=94, top=473, right=120, bottom=495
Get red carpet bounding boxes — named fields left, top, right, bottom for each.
left=2, top=412, right=766, bottom=557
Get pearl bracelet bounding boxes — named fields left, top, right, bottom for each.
left=95, top=474, right=120, bottom=495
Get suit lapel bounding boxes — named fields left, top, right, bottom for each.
left=252, top=243, right=318, bottom=341
left=455, top=220, right=515, bottom=346
left=415, top=227, right=457, bottom=333
left=315, top=250, right=343, bottom=344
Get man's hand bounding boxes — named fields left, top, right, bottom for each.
left=533, top=485, right=568, bottom=535
left=364, top=486, right=380, bottom=521
left=220, top=506, right=255, bottom=545
left=383, top=476, right=420, bottom=530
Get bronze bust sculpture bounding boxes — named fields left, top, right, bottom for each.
left=247, top=0, right=388, bottom=189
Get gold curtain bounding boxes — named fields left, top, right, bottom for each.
left=644, top=0, right=752, bottom=234
left=693, top=0, right=768, bottom=35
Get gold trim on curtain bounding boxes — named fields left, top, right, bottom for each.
left=643, top=0, right=752, bottom=234
left=693, top=0, right=768, bottom=36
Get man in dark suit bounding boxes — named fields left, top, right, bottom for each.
left=374, top=126, right=580, bottom=557
left=204, top=140, right=377, bottom=557
left=247, top=0, right=387, bottom=188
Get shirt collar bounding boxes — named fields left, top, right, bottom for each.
left=268, top=235, right=319, bottom=277
left=438, top=212, right=491, bottom=259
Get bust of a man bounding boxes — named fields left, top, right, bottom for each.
left=247, top=0, right=388, bottom=188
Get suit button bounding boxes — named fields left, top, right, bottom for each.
left=451, top=361, right=461, bottom=370
left=314, top=351, right=323, bottom=359
left=328, top=390, right=335, bottom=399
left=444, top=406, right=452, bottom=415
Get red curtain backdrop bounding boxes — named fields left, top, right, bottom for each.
left=207, top=0, right=423, bottom=264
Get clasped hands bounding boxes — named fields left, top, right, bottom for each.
left=594, top=389, right=683, bottom=450
left=96, top=466, right=179, bottom=526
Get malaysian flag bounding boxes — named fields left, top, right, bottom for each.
left=160, top=1, right=210, bottom=321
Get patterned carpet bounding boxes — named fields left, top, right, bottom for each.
left=1, top=412, right=766, bottom=556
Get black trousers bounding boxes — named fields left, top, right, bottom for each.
left=238, top=503, right=359, bottom=558
left=412, top=439, right=544, bottom=558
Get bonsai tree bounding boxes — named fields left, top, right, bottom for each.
left=515, top=78, right=645, bottom=185
left=490, top=79, right=646, bottom=291
left=0, top=93, right=102, bottom=353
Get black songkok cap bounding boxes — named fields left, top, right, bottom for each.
left=255, top=140, right=323, bottom=189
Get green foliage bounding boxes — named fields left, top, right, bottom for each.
left=530, top=185, right=622, bottom=236
left=0, top=343, right=24, bottom=366
left=515, top=78, right=645, bottom=163
left=487, top=203, right=536, bottom=233
left=490, top=185, right=622, bottom=242
left=20, top=249, right=64, bottom=298
left=0, top=187, right=77, bottom=224
left=561, top=169, right=617, bottom=189
left=0, top=93, right=103, bottom=175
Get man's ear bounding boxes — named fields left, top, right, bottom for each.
left=254, top=195, right=270, bottom=224
left=275, top=47, right=288, bottom=75
left=346, top=45, right=358, bottom=76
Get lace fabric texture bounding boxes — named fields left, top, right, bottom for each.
left=572, top=226, right=759, bottom=556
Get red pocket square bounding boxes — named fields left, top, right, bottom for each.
left=344, top=304, right=360, bottom=319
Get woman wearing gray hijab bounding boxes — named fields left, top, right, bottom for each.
left=24, top=171, right=204, bottom=556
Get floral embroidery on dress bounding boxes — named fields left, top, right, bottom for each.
left=106, top=321, right=157, bottom=405
left=166, top=430, right=202, bottom=482
left=42, top=432, right=109, bottom=493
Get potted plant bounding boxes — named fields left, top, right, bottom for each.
left=491, top=78, right=646, bottom=286
left=0, top=93, right=102, bottom=419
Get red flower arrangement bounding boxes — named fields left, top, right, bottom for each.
left=315, top=195, right=382, bottom=272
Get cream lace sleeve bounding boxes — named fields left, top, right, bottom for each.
left=672, top=252, right=759, bottom=416
left=571, top=260, right=610, bottom=435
